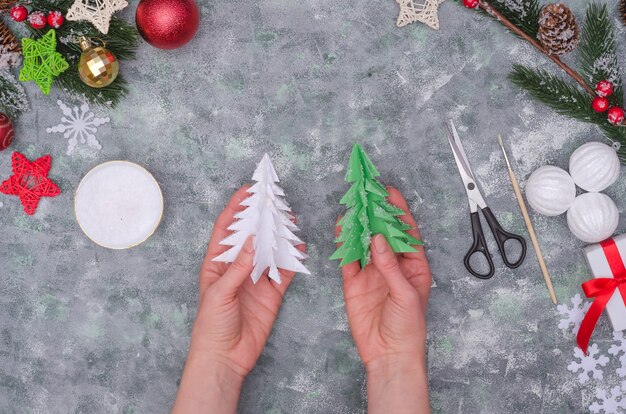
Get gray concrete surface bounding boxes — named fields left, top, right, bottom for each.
left=1, top=0, right=626, bottom=412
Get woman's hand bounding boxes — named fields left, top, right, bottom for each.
left=337, top=187, right=432, bottom=414
left=173, top=186, right=304, bottom=414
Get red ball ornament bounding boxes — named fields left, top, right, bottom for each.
left=0, top=113, right=15, bottom=151
left=463, top=0, right=480, bottom=8
left=592, top=97, right=609, bottom=112
left=607, top=107, right=625, bottom=125
left=10, top=5, right=28, bottom=22
left=28, top=11, right=47, bottom=29
left=135, top=0, right=199, bottom=49
left=596, top=80, right=614, bottom=98
left=47, top=11, right=64, bottom=29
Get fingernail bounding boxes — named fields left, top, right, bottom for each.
left=244, top=236, right=254, bottom=253
left=374, top=234, right=388, bottom=253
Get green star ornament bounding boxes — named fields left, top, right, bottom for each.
left=19, top=30, right=69, bottom=95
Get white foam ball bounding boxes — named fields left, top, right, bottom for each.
left=569, top=142, right=620, bottom=192
left=567, top=193, right=619, bottom=243
left=525, top=166, right=576, bottom=216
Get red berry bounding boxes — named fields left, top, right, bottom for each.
left=28, top=11, right=47, bottom=29
left=592, top=97, right=609, bottom=112
left=10, top=5, right=28, bottom=22
left=463, top=0, right=480, bottom=8
left=47, top=11, right=64, bottom=28
left=607, top=107, right=625, bottom=125
left=596, top=80, right=614, bottom=98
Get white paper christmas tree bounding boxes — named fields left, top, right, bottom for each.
left=213, top=154, right=310, bottom=284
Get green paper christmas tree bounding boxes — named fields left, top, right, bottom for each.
left=330, top=144, right=422, bottom=268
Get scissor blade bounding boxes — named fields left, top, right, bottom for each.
left=446, top=121, right=474, bottom=183
left=450, top=120, right=475, bottom=180
left=446, top=121, right=487, bottom=212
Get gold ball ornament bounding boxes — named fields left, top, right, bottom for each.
left=77, top=36, right=119, bottom=88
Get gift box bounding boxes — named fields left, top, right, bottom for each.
left=583, top=234, right=626, bottom=332
left=578, top=235, right=626, bottom=353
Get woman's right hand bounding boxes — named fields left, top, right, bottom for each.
left=336, top=187, right=432, bottom=414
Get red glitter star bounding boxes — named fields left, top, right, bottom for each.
left=0, top=152, right=60, bottom=215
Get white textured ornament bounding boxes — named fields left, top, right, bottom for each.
left=75, top=161, right=163, bottom=249
left=395, top=0, right=444, bottom=30
left=525, top=166, right=576, bottom=216
left=567, top=193, right=618, bottom=243
left=46, top=100, right=109, bottom=155
left=569, top=142, right=620, bottom=192
left=66, top=0, right=128, bottom=34
left=213, top=154, right=310, bottom=284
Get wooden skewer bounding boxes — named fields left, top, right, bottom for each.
left=497, top=134, right=558, bottom=305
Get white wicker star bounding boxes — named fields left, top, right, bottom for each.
left=66, top=0, right=128, bottom=34
left=396, top=0, right=445, bottom=30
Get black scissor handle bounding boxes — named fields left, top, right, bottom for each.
left=463, top=211, right=495, bottom=279
left=481, top=207, right=527, bottom=269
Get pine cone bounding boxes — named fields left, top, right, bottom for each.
left=621, top=0, right=626, bottom=26
left=0, top=0, right=14, bottom=11
left=537, top=3, right=580, bottom=56
left=0, top=20, right=21, bottom=68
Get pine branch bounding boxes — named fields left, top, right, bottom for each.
left=487, top=0, right=541, bottom=38
left=509, top=64, right=626, bottom=162
left=23, top=0, right=139, bottom=107
left=477, top=0, right=595, bottom=96
left=578, top=3, right=623, bottom=106
left=0, top=69, right=29, bottom=119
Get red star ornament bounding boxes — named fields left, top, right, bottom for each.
left=0, top=152, right=61, bottom=215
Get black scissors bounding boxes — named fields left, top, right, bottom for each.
left=446, top=120, right=527, bottom=279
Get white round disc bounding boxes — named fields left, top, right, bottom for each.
left=75, top=161, right=163, bottom=249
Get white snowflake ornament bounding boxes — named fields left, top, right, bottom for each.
left=589, top=382, right=626, bottom=414
left=66, top=0, right=128, bottom=34
left=46, top=100, right=109, bottom=155
left=557, top=293, right=591, bottom=335
left=213, top=154, right=310, bottom=284
left=567, top=343, right=610, bottom=384
left=609, top=332, right=626, bottom=377
left=396, top=0, right=444, bottom=30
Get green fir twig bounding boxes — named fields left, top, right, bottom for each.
left=509, top=64, right=626, bottom=161
left=23, top=0, right=139, bottom=107
left=485, top=0, right=541, bottom=38
left=578, top=3, right=623, bottom=106
left=0, top=69, right=29, bottom=119
left=508, top=4, right=626, bottom=161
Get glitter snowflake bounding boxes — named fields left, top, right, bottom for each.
left=567, top=344, right=610, bottom=384
left=590, top=382, right=626, bottom=414
left=609, top=332, right=626, bottom=377
left=557, top=293, right=591, bottom=335
left=46, top=100, right=109, bottom=155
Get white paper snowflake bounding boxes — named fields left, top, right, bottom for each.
left=557, top=293, right=591, bottom=335
left=609, top=332, right=626, bottom=377
left=46, top=100, right=109, bottom=155
left=567, top=344, right=610, bottom=384
left=590, top=382, right=626, bottom=414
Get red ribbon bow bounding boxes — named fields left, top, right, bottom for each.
left=577, top=238, right=626, bottom=354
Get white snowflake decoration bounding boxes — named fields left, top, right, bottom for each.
left=568, top=344, right=610, bottom=384
left=590, top=382, right=626, bottom=414
left=609, top=332, right=626, bottom=377
left=46, top=100, right=109, bottom=155
left=66, top=0, right=128, bottom=34
left=557, top=293, right=591, bottom=335
left=395, top=0, right=444, bottom=30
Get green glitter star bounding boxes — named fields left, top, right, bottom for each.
left=19, top=30, right=69, bottom=95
